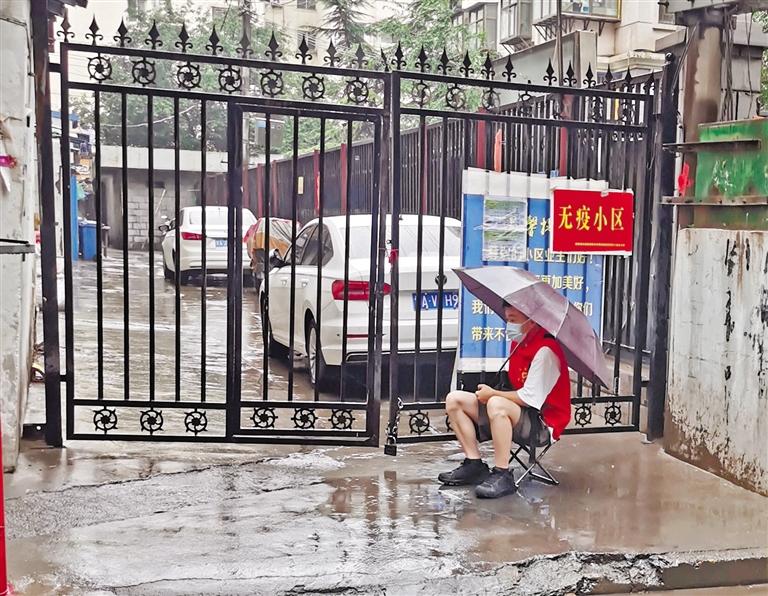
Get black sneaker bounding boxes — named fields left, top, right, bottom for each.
left=438, top=458, right=490, bottom=486
left=475, top=467, right=517, bottom=499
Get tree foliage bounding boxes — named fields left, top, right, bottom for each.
left=70, top=2, right=277, bottom=151
left=70, top=0, right=490, bottom=159
left=317, top=0, right=371, bottom=50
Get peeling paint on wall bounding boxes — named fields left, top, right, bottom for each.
left=666, top=229, right=768, bottom=496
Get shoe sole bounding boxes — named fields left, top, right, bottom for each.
left=439, top=472, right=490, bottom=487
left=475, top=485, right=518, bottom=499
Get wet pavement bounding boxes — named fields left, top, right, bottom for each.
left=6, top=432, right=768, bottom=595
left=7, top=252, right=767, bottom=594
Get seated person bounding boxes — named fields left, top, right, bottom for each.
left=439, top=302, right=572, bottom=498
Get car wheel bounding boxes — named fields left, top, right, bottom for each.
left=260, top=297, right=289, bottom=359
left=163, top=262, right=172, bottom=281
left=178, top=270, right=191, bottom=285
left=306, top=318, right=338, bottom=392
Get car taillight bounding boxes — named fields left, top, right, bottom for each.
left=331, top=280, right=391, bottom=301
left=181, top=232, right=203, bottom=241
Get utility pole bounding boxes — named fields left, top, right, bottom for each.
left=555, top=0, right=564, bottom=81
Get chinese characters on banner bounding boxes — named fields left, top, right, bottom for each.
left=551, top=188, right=634, bottom=254
left=459, top=170, right=606, bottom=372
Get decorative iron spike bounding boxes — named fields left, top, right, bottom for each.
left=481, top=54, right=494, bottom=80
left=544, top=59, right=556, bottom=85
left=415, top=46, right=429, bottom=73
left=353, top=44, right=367, bottom=69
left=114, top=18, right=132, bottom=47
left=206, top=25, right=223, bottom=56
left=437, top=49, right=451, bottom=75
left=58, top=9, right=74, bottom=41
left=643, top=74, right=654, bottom=93
left=265, top=32, right=282, bottom=61
left=459, top=51, right=473, bottom=77
left=236, top=30, right=253, bottom=57
left=391, top=42, right=406, bottom=70
left=583, top=63, right=595, bottom=88
left=325, top=40, right=340, bottom=67
left=604, top=64, right=614, bottom=84
left=145, top=20, right=163, bottom=49
left=296, top=34, right=312, bottom=64
left=86, top=16, right=103, bottom=45
left=380, top=48, right=390, bottom=72
left=623, top=68, right=633, bottom=86
left=502, top=55, right=516, bottom=81
left=175, top=23, right=192, bottom=53
left=563, top=62, right=576, bottom=87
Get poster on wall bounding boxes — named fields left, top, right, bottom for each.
left=459, top=169, right=608, bottom=373
left=481, top=196, right=528, bottom=262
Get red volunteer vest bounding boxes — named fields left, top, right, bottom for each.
left=508, top=326, right=571, bottom=440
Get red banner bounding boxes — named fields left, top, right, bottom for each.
left=550, top=188, right=634, bottom=254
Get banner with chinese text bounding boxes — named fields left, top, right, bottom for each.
left=459, top=169, right=606, bottom=373
left=551, top=188, right=634, bottom=254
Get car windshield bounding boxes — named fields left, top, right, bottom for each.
left=346, top=223, right=461, bottom=257
left=187, top=208, right=255, bottom=227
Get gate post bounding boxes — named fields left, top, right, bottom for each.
left=225, top=102, right=244, bottom=438
left=646, top=54, right=678, bottom=440
left=31, top=0, right=63, bottom=447
left=384, top=72, right=401, bottom=456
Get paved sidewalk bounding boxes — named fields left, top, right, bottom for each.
left=5, top=432, right=768, bottom=595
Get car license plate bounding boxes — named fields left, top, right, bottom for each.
left=413, top=290, right=459, bottom=311
left=215, top=239, right=227, bottom=248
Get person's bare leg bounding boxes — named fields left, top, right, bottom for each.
left=486, top=396, right=522, bottom=469
left=445, top=391, right=481, bottom=459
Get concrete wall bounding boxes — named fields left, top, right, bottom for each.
left=666, top=229, right=768, bottom=496
left=101, top=169, right=202, bottom=250
left=0, top=0, right=37, bottom=471
left=98, top=147, right=228, bottom=250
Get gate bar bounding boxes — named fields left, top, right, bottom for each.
left=385, top=73, right=402, bottom=455
left=200, top=100, right=208, bottom=403
left=226, top=102, right=244, bottom=437
left=31, top=0, right=62, bottom=446
left=121, top=93, right=130, bottom=401
left=148, top=97, right=157, bottom=403
left=95, top=90, right=105, bottom=401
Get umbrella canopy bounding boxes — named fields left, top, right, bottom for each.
left=455, top=266, right=611, bottom=388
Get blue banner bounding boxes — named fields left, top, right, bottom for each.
left=460, top=192, right=604, bottom=367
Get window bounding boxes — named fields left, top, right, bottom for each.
left=211, top=6, right=228, bottom=21
left=296, top=0, right=316, bottom=10
left=288, top=224, right=316, bottom=264
left=297, top=28, right=317, bottom=50
left=467, top=7, right=484, bottom=40
left=186, top=207, right=256, bottom=228
left=501, top=0, right=519, bottom=39
left=347, top=223, right=462, bottom=259
left=537, top=0, right=619, bottom=20
left=300, top=225, right=332, bottom=266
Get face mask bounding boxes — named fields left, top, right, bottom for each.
left=507, top=317, right=532, bottom=341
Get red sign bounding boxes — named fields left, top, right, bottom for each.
left=550, top=188, right=634, bottom=255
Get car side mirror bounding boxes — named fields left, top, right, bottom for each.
left=158, top=224, right=169, bottom=233
left=268, top=248, right=284, bottom=269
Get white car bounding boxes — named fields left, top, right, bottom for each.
left=260, top=214, right=462, bottom=389
left=160, top=206, right=256, bottom=284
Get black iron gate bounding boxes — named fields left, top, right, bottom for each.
left=43, top=13, right=668, bottom=447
